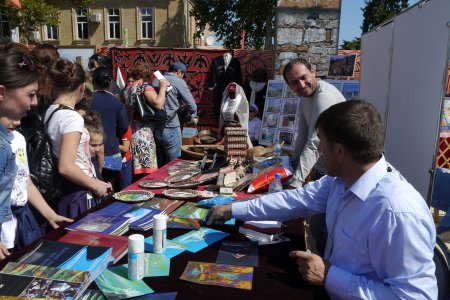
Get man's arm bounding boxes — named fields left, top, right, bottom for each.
left=177, top=80, right=197, bottom=117
left=325, top=212, right=436, bottom=299
left=207, top=177, right=332, bottom=225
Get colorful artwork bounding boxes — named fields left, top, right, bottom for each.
left=170, top=227, right=229, bottom=253
left=139, top=198, right=185, bottom=215
left=1, top=262, right=89, bottom=283
left=267, top=82, right=284, bottom=98
left=180, top=261, right=253, bottom=290
left=282, top=98, right=299, bottom=114
left=260, top=128, right=276, bottom=144
left=262, top=112, right=279, bottom=128
left=342, top=83, right=359, bottom=100
left=279, top=115, right=296, bottom=130
left=167, top=217, right=203, bottom=229
left=111, top=253, right=169, bottom=278
left=265, top=98, right=282, bottom=113
left=95, top=268, right=154, bottom=299
left=79, top=289, right=106, bottom=300
left=169, top=202, right=208, bottom=220
left=144, top=238, right=186, bottom=258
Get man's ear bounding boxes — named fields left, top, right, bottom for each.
left=334, top=143, right=348, bottom=161
left=0, top=85, right=6, bottom=103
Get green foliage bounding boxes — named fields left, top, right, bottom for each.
left=3, top=0, right=59, bottom=33
left=361, top=0, right=409, bottom=33
left=68, top=0, right=98, bottom=8
left=190, top=0, right=276, bottom=49
left=340, top=37, right=361, bottom=50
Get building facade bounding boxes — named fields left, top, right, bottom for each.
left=1, top=0, right=209, bottom=48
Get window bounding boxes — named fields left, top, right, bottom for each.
left=0, top=8, right=10, bottom=39
left=107, top=8, right=120, bottom=39
left=75, top=8, right=88, bottom=40
left=140, top=7, right=153, bottom=39
left=45, top=25, right=58, bottom=40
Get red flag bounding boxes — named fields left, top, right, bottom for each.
left=8, top=0, right=21, bottom=9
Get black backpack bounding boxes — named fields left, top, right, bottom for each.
left=18, top=106, right=71, bottom=207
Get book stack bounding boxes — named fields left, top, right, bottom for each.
left=18, top=240, right=114, bottom=282
left=65, top=201, right=163, bottom=234
left=239, top=221, right=288, bottom=244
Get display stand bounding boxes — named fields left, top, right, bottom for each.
left=359, top=0, right=450, bottom=201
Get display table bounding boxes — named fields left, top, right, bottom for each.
left=0, top=159, right=315, bottom=300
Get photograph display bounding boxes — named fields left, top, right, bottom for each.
left=258, top=79, right=359, bottom=151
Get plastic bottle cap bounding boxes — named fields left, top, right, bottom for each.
left=153, top=214, right=168, bottom=230
left=128, top=234, right=144, bottom=253
left=275, top=173, right=282, bottom=179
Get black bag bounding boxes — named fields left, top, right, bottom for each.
left=133, top=83, right=168, bottom=121
left=17, top=106, right=71, bottom=207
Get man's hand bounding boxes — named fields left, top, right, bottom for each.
left=289, top=250, right=330, bottom=286
left=206, top=204, right=232, bottom=226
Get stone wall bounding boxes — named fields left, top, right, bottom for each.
left=274, top=4, right=341, bottom=78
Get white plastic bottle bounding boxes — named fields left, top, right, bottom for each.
left=268, top=173, right=283, bottom=193
left=153, top=214, right=167, bottom=254
left=273, top=139, right=282, bottom=158
left=128, top=234, right=144, bottom=280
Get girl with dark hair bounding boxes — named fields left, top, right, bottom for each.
left=0, top=49, right=39, bottom=259
left=30, top=43, right=60, bottom=112
left=45, top=59, right=112, bottom=218
left=91, top=66, right=129, bottom=190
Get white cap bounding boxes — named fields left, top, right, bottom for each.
left=153, top=214, right=168, bottom=230
left=128, top=234, right=144, bottom=253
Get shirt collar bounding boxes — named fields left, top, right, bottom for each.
left=348, top=155, right=387, bottom=201
left=0, top=124, right=11, bottom=144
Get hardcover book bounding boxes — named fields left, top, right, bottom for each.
left=18, top=240, right=113, bottom=281
left=58, top=231, right=128, bottom=264
left=0, top=262, right=92, bottom=300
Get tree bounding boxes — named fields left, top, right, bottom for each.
left=68, top=0, right=98, bottom=8
left=361, top=0, right=409, bottom=33
left=3, top=0, right=59, bottom=34
left=190, top=0, right=276, bottom=50
left=340, top=37, right=361, bottom=50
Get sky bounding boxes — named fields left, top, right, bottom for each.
left=338, top=0, right=420, bottom=47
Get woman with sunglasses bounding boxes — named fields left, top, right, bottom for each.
left=0, top=49, right=38, bottom=259
left=45, top=59, right=112, bottom=218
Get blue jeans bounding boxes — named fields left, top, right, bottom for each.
left=154, top=127, right=181, bottom=168
left=119, top=159, right=132, bottom=190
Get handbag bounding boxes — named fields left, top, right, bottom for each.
left=133, top=83, right=168, bottom=121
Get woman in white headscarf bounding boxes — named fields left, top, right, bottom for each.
left=219, top=82, right=252, bottom=148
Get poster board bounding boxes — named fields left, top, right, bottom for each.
left=258, top=79, right=358, bottom=149
left=359, top=0, right=450, bottom=199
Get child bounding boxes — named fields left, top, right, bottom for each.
left=0, top=116, right=72, bottom=250
left=248, top=104, right=262, bottom=146
left=83, top=111, right=105, bottom=181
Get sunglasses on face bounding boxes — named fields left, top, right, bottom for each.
left=17, top=53, right=35, bottom=72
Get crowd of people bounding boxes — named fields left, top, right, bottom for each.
left=0, top=43, right=438, bottom=299
left=0, top=44, right=197, bottom=257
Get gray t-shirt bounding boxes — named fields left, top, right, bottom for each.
left=290, top=80, right=346, bottom=187
left=151, top=73, right=197, bottom=128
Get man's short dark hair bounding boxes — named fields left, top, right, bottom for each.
left=282, top=58, right=312, bottom=82
left=315, top=100, right=384, bottom=164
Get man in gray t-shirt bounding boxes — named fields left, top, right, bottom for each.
left=283, top=58, right=346, bottom=256
left=152, top=62, right=197, bottom=167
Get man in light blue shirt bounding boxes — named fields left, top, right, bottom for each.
left=207, top=100, right=437, bottom=299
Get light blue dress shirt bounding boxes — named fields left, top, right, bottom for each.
left=232, top=156, right=437, bottom=299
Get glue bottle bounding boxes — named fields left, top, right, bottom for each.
left=128, top=234, right=144, bottom=280
left=153, top=214, right=167, bottom=254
